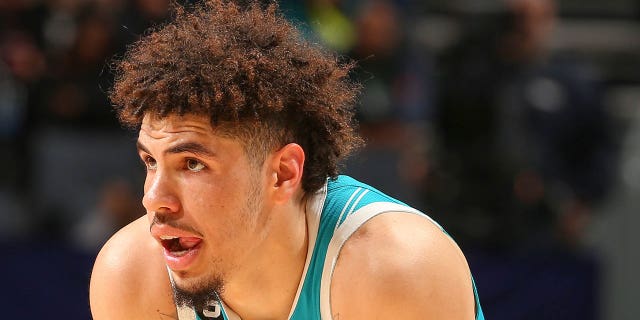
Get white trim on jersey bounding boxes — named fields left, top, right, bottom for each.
left=285, top=183, right=327, bottom=319
left=319, top=202, right=433, bottom=320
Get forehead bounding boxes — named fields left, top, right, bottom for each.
left=137, top=113, right=252, bottom=160
left=140, top=113, right=213, bottom=136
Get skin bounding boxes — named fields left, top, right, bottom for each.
left=90, top=113, right=476, bottom=320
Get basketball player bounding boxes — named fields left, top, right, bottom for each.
left=89, top=1, right=485, bottom=319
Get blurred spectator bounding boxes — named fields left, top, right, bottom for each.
left=0, top=48, right=30, bottom=240
left=72, top=178, right=144, bottom=252
left=1, top=31, right=46, bottom=83
left=0, top=17, right=44, bottom=226
left=34, top=6, right=120, bottom=128
left=307, top=0, right=356, bottom=53
left=0, top=52, right=28, bottom=182
left=427, top=0, right=619, bottom=250
left=343, top=0, right=435, bottom=208
left=281, top=0, right=356, bottom=53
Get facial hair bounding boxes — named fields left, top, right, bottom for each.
left=172, top=275, right=224, bottom=313
left=170, top=172, right=264, bottom=312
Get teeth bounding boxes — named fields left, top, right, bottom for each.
left=172, top=250, right=188, bottom=257
left=160, top=235, right=179, bottom=240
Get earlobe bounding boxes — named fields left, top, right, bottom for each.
left=272, top=143, right=305, bottom=202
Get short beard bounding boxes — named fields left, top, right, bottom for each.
left=172, top=276, right=224, bottom=313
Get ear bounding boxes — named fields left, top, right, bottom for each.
left=270, top=143, right=305, bottom=203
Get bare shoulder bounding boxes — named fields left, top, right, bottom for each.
left=330, top=212, right=476, bottom=320
left=90, top=216, right=177, bottom=320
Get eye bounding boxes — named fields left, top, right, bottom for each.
left=186, top=159, right=205, bottom=172
left=145, top=156, right=157, bottom=170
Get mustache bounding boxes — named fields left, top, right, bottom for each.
left=150, top=213, right=203, bottom=237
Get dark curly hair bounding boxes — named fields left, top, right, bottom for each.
left=110, top=0, right=362, bottom=193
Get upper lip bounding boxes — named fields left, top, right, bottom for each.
left=150, top=224, right=203, bottom=243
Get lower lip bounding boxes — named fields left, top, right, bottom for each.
left=163, top=242, right=203, bottom=271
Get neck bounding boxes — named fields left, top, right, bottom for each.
left=221, top=197, right=309, bottom=319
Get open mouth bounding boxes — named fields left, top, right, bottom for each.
left=160, top=236, right=202, bottom=257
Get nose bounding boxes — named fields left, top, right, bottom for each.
left=142, top=170, right=181, bottom=214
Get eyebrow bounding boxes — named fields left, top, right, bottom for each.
left=136, top=141, right=216, bottom=158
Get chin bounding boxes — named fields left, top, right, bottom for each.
left=176, top=270, right=224, bottom=291
left=172, top=273, right=225, bottom=310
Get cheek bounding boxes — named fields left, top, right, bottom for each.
left=186, top=168, right=263, bottom=221
left=183, top=178, right=229, bottom=220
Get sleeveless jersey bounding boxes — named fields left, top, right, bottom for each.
left=171, top=175, right=485, bottom=320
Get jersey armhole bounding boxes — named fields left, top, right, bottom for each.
left=318, top=202, right=423, bottom=319
left=318, top=202, right=483, bottom=320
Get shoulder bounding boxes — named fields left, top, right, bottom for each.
left=330, top=212, right=476, bottom=319
left=90, top=216, right=177, bottom=320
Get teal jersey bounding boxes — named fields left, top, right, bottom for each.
left=174, top=175, right=484, bottom=320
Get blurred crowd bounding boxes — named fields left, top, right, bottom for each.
left=0, top=0, right=626, bottom=249
left=0, top=0, right=171, bottom=246
left=1, top=0, right=638, bottom=318
left=284, top=0, right=624, bottom=253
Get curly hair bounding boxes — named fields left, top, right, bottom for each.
left=110, top=0, right=362, bottom=193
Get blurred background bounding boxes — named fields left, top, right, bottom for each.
left=0, top=0, right=638, bottom=318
